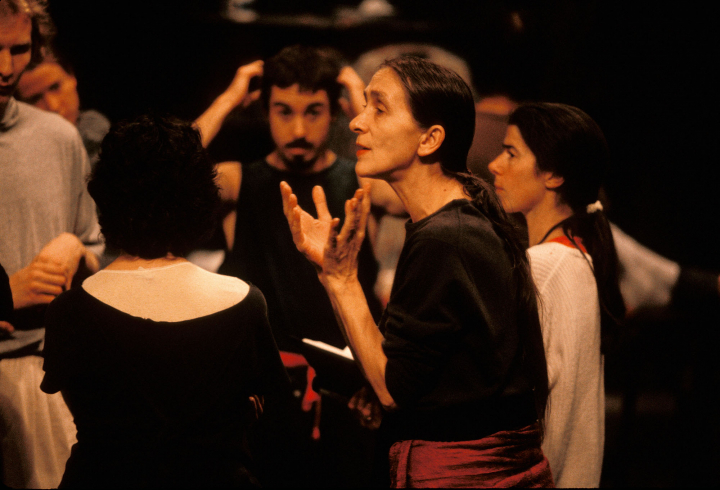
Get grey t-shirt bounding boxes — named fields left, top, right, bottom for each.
left=0, top=98, right=100, bottom=354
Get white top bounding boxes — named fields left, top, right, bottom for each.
left=82, top=262, right=249, bottom=322
left=611, top=223, right=680, bottom=314
left=528, top=242, right=604, bottom=488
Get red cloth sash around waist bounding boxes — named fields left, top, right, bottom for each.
left=388, top=423, right=554, bottom=488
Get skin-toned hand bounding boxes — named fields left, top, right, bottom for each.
left=337, top=66, right=366, bottom=120
left=226, top=60, right=264, bottom=109
left=322, top=184, right=371, bottom=283
left=0, top=321, right=14, bottom=335
left=9, top=233, right=99, bottom=309
left=280, top=182, right=335, bottom=270
left=248, top=394, right=264, bottom=421
left=194, top=60, right=264, bottom=148
left=281, top=181, right=396, bottom=409
left=348, top=386, right=383, bottom=430
left=280, top=181, right=371, bottom=282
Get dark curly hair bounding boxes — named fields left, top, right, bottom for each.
left=88, top=114, right=221, bottom=259
left=261, top=45, right=343, bottom=115
left=1, top=0, right=55, bottom=69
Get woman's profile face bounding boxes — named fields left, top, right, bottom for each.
left=349, top=68, right=424, bottom=180
left=488, top=125, right=550, bottom=215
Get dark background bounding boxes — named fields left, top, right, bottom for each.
left=45, top=2, right=719, bottom=486
left=48, top=0, right=719, bottom=271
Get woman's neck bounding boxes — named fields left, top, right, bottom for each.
left=390, top=162, right=468, bottom=222
left=525, top=195, right=574, bottom=247
left=105, top=254, right=189, bottom=271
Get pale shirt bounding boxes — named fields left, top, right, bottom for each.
left=82, top=261, right=249, bottom=321
left=611, top=223, right=680, bottom=314
left=0, top=98, right=100, bottom=488
left=0, top=97, right=100, bottom=277
left=528, top=242, right=604, bottom=488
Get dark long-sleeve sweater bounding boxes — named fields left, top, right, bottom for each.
left=380, top=199, right=539, bottom=443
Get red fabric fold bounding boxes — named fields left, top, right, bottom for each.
left=278, top=351, right=320, bottom=411
left=388, top=424, right=554, bottom=488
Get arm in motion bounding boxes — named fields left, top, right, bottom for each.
left=280, top=181, right=397, bottom=409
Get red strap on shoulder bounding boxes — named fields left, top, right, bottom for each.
left=548, top=235, right=588, bottom=253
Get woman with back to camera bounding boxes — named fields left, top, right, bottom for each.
left=281, top=56, right=554, bottom=487
left=40, top=114, right=288, bottom=488
left=489, top=102, right=625, bottom=487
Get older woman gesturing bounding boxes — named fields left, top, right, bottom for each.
left=282, top=56, right=554, bottom=488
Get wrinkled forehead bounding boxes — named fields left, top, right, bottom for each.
left=366, top=67, right=414, bottom=115
left=367, top=67, right=404, bottom=95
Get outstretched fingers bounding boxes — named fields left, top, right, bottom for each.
left=336, top=186, right=370, bottom=246
left=312, top=185, right=332, bottom=222
left=280, top=181, right=295, bottom=219
left=328, top=217, right=342, bottom=249
left=280, top=181, right=303, bottom=249
left=358, top=183, right=372, bottom=235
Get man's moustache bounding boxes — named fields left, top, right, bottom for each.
left=285, top=140, right=314, bottom=149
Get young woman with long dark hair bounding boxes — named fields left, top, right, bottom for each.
left=489, top=102, right=624, bottom=487
left=281, top=56, right=554, bottom=487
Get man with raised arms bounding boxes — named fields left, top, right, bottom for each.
left=195, top=44, right=403, bottom=487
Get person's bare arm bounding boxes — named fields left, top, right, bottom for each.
left=214, top=161, right=243, bottom=250
left=216, top=161, right=242, bottom=203
left=281, top=181, right=397, bottom=409
left=194, top=60, right=264, bottom=148
left=9, top=233, right=100, bottom=309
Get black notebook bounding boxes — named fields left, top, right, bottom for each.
left=300, top=338, right=367, bottom=399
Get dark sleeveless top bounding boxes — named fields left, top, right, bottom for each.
left=219, top=158, right=381, bottom=351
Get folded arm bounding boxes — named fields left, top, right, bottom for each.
left=9, top=233, right=99, bottom=309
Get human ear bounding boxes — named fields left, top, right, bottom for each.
left=417, top=125, right=445, bottom=158
left=544, top=173, right=565, bottom=190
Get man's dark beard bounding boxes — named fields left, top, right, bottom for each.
left=280, top=138, right=321, bottom=172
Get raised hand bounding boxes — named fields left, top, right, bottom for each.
left=281, top=181, right=371, bottom=283
left=337, top=66, right=366, bottom=119
left=322, top=184, right=371, bottom=283
left=227, top=60, right=264, bottom=108
left=280, top=182, right=335, bottom=269
left=195, top=60, right=264, bottom=147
